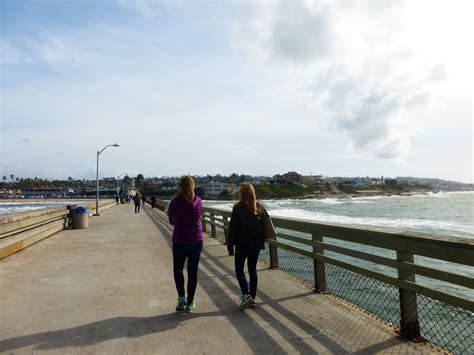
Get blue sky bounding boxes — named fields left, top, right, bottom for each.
left=1, top=0, right=472, bottom=182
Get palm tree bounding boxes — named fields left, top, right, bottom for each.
left=2, top=176, right=6, bottom=183
left=10, top=174, right=14, bottom=185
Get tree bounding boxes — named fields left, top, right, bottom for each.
left=10, top=174, right=14, bottom=184
left=229, top=173, right=239, bottom=183
left=135, top=174, right=145, bottom=190
left=2, top=176, right=6, bottom=183
left=123, top=175, right=132, bottom=194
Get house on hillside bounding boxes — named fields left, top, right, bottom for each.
left=272, top=171, right=303, bottom=184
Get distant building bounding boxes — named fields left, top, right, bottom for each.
left=273, top=171, right=303, bottom=184
left=202, top=182, right=238, bottom=197
left=302, top=175, right=326, bottom=183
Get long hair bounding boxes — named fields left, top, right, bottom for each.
left=176, top=175, right=195, bottom=202
left=238, top=182, right=260, bottom=215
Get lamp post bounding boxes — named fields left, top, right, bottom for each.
left=116, top=172, right=127, bottom=196
left=95, top=143, right=119, bottom=216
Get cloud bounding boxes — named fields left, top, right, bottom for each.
left=117, top=0, right=159, bottom=19
left=21, top=137, right=31, bottom=143
left=0, top=40, right=32, bottom=65
left=270, top=3, right=331, bottom=63
left=232, top=1, right=449, bottom=160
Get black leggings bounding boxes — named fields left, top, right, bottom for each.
left=235, top=241, right=261, bottom=299
left=134, top=203, right=140, bottom=213
left=173, top=241, right=203, bottom=304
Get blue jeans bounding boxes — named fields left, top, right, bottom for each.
left=235, top=240, right=261, bottom=299
left=172, top=240, right=203, bottom=304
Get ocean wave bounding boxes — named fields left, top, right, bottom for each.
left=269, top=208, right=474, bottom=236
left=0, top=206, right=47, bottom=216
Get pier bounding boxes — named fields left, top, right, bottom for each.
left=1, top=202, right=472, bottom=354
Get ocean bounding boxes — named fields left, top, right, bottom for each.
left=205, top=191, right=474, bottom=299
left=0, top=201, right=84, bottom=216
left=204, top=191, right=474, bottom=238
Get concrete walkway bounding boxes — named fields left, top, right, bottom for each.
left=0, top=204, right=437, bottom=354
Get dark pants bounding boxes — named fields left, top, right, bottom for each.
left=235, top=240, right=261, bottom=299
left=173, top=241, right=203, bottom=304
left=134, top=202, right=140, bottom=213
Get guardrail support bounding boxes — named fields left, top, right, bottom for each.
left=223, top=216, right=229, bottom=245
left=210, top=211, right=217, bottom=238
left=269, top=239, right=279, bottom=269
left=397, top=251, right=421, bottom=339
left=201, top=212, right=207, bottom=233
left=312, top=234, right=326, bottom=293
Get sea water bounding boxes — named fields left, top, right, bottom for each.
left=0, top=201, right=83, bottom=216
left=205, top=192, right=474, bottom=299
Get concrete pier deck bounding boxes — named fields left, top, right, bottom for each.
left=0, top=204, right=438, bottom=354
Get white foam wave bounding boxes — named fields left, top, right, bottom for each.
left=270, top=208, right=474, bottom=236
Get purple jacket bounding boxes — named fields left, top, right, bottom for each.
left=168, top=196, right=203, bottom=245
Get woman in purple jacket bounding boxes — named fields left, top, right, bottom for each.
left=167, top=176, right=203, bottom=313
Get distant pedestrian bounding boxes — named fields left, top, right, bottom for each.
left=115, top=195, right=119, bottom=205
left=151, top=195, right=156, bottom=209
left=142, top=195, right=146, bottom=207
left=133, top=193, right=141, bottom=213
left=228, top=182, right=267, bottom=309
left=167, top=176, right=202, bottom=313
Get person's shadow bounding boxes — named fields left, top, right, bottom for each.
left=0, top=311, right=221, bottom=352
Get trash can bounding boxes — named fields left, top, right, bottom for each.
left=72, top=206, right=89, bottom=229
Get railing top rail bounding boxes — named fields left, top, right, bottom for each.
left=201, top=205, right=474, bottom=250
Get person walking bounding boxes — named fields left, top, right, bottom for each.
left=151, top=195, right=156, bottom=209
left=228, top=182, right=267, bottom=309
left=133, top=193, right=141, bottom=213
left=142, top=195, right=146, bottom=207
left=167, top=176, right=203, bottom=313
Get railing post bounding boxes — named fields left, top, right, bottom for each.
left=312, top=233, right=326, bottom=293
left=223, top=216, right=229, bottom=245
left=269, top=237, right=279, bottom=269
left=397, top=251, right=421, bottom=339
left=210, top=211, right=217, bottom=238
left=201, top=211, right=207, bottom=233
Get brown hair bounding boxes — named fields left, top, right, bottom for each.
left=176, top=175, right=195, bottom=202
left=238, top=182, right=260, bottom=215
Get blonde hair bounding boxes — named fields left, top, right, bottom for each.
left=238, top=182, right=259, bottom=215
left=176, top=175, right=195, bottom=202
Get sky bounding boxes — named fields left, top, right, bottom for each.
left=0, top=0, right=472, bottom=182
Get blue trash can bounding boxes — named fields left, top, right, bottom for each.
left=72, top=206, right=89, bottom=229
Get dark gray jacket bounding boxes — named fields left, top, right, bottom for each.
left=227, top=202, right=266, bottom=254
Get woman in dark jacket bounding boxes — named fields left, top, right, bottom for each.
left=228, top=182, right=266, bottom=309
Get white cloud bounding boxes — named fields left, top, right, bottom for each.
left=232, top=1, right=468, bottom=160
left=117, top=0, right=159, bottom=19
left=0, top=40, right=32, bottom=65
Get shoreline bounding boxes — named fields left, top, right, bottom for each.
left=207, top=189, right=473, bottom=201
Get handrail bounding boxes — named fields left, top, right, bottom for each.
left=155, top=198, right=474, bottom=344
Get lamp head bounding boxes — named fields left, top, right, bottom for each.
left=113, top=143, right=120, bottom=147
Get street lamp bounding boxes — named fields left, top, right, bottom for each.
left=117, top=172, right=127, bottom=196
left=95, top=143, right=119, bottom=216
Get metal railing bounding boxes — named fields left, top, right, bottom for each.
left=156, top=199, right=473, bottom=354
left=0, top=199, right=116, bottom=259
